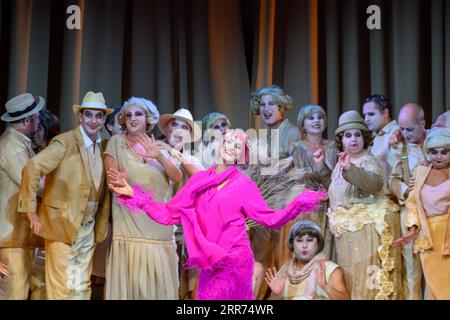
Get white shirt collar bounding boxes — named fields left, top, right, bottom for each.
left=79, top=126, right=101, bottom=151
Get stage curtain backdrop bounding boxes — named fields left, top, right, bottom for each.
left=1, top=0, right=448, bottom=136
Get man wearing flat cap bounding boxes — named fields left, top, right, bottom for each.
left=0, top=93, right=44, bottom=299
left=18, top=91, right=112, bottom=299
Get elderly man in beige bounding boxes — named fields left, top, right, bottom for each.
left=0, top=93, right=44, bottom=299
left=18, top=91, right=112, bottom=300
left=387, top=103, right=427, bottom=300
left=362, top=94, right=399, bottom=178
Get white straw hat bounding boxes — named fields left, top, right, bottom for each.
left=158, top=108, right=202, bottom=142
left=2, top=93, right=45, bottom=122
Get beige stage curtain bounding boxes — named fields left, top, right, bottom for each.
left=1, top=0, right=449, bottom=136
left=1, top=0, right=253, bottom=132
left=270, top=0, right=449, bottom=137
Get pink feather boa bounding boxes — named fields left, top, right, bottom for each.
left=283, top=189, right=327, bottom=220
left=117, top=184, right=155, bottom=214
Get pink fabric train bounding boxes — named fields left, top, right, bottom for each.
left=117, top=164, right=326, bottom=300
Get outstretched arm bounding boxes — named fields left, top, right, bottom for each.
left=108, top=168, right=181, bottom=226
left=242, top=179, right=326, bottom=229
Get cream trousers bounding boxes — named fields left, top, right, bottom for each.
left=45, top=220, right=95, bottom=300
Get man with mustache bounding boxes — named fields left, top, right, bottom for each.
left=387, top=103, right=427, bottom=300
left=17, top=91, right=113, bottom=299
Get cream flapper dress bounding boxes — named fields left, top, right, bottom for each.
left=104, top=134, right=179, bottom=300
left=328, top=151, right=402, bottom=300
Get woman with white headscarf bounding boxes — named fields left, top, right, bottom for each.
left=395, top=127, right=450, bottom=299
left=104, top=97, right=182, bottom=299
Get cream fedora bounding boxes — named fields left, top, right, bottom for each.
left=334, top=110, right=369, bottom=136
left=73, top=91, right=114, bottom=115
left=2, top=93, right=45, bottom=122
left=158, top=108, right=202, bottom=142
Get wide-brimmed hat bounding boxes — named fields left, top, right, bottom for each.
left=2, top=93, right=45, bottom=122
left=158, top=108, right=202, bottom=142
left=73, top=91, right=114, bottom=115
left=335, top=110, right=369, bottom=136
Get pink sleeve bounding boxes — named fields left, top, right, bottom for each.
left=116, top=171, right=205, bottom=226
left=117, top=184, right=182, bottom=225
left=242, top=180, right=326, bottom=229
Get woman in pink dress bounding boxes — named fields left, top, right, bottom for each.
left=107, top=129, right=326, bottom=300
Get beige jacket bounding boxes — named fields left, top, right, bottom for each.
left=0, top=127, right=39, bottom=248
left=405, top=165, right=450, bottom=255
left=18, top=126, right=110, bottom=245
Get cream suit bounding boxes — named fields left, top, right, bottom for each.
left=0, top=127, right=40, bottom=299
left=18, top=126, right=110, bottom=299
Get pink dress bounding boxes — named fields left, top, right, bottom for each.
left=117, top=165, right=325, bottom=300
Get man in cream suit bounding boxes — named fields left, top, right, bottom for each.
left=18, top=91, right=112, bottom=299
left=0, top=93, right=44, bottom=299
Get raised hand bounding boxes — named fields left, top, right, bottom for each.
left=136, top=133, right=163, bottom=160
left=107, top=168, right=134, bottom=197
left=155, top=140, right=173, bottom=151
left=315, top=260, right=327, bottom=289
left=0, top=262, right=8, bottom=277
left=389, top=128, right=403, bottom=147
left=338, top=151, right=350, bottom=170
left=264, top=267, right=285, bottom=296
left=313, top=149, right=325, bottom=166
left=393, top=226, right=417, bottom=247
